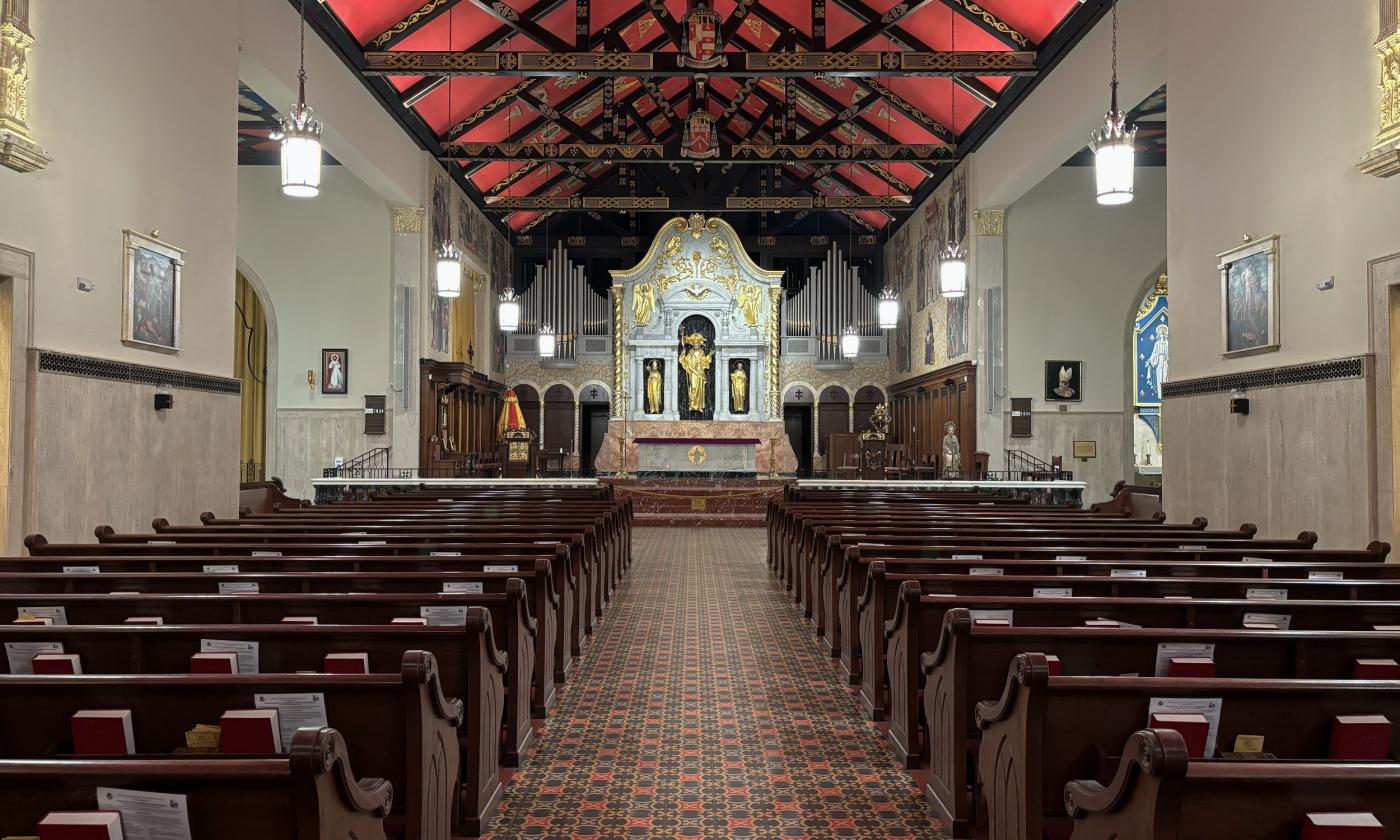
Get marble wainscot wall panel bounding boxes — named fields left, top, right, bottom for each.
left=24, top=351, right=239, bottom=542
left=1002, top=411, right=1125, bottom=505
left=274, top=408, right=391, bottom=500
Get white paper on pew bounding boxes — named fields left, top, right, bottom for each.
left=952, top=554, right=983, bottom=560
left=201, top=639, right=258, bottom=674
left=203, top=564, right=239, bottom=574
left=357, top=540, right=388, bottom=546
left=218, top=581, right=260, bottom=595
left=4, top=641, right=63, bottom=675
left=63, top=565, right=101, bottom=574
left=1243, top=612, right=1291, bottom=630
left=149, top=540, right=177, bottom=546
left=431, top=551, right=462, bottom=557
left=255, top=693, right=329, bottom=749
left=1154, top=643, right=1214, bottom=677
left=1147, top=697, right=1223, bottom=758
left=969, top=568, right=1003, bottom=576
left=345, top=531, right=368, bottom=536
left=98, top=786, right=192, bottom=840
left=251, top=551, right=282, bottom=557
left=535, top=540, right=559, bottom=544
left=978, top=502, right=995, bottom=506
left=1179, top=545, right=1207, bottom=550
left=485, top=565, right=519, bottom=573
left=1056, top=555, right=1088, bottom=561
left=1245, top=588, right=1288, bottom=601
left=1111, top=569, right=1147, bottom=578
left=1097, top=617, right=1142, bottom=629
left=17, top=606, right=67, bottom=626
left=421, top=606, right=468, bottom=625
left=1240, top=556, right=1273, bottom=564
left=969, top=609, right=1013, bottom=625
left=442, top=581, right=483, bottom=594
left=438, top=498, right=454, bottom=502
left=1309, top=571, right=1344, bottom=580
left=1034, top=587, right=1074, bottom=598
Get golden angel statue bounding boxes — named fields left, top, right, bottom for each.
left=632, top=282, right=657, bottom=328
left=730, top=361, right=748, bottom=413
left=645, top=359, right=663, bottom=414
left=735, top=283, right=763, bottom=327
left=678, top=332, right=714, bottom=412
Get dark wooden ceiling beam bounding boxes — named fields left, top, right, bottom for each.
left=367, top=0, right=460, bottom=50
left=440, top=77, right=543, bottom=141
left=443, top=141, right=955, bottom=164
left=461, top=0, right=574, bottom=52
left=937, top=0, right=1033, bottom=50
left=829, top=0, right=941, bottom=52
left=362, top=49, right=1037, bottom=77
left=483, top=194, right=911, bottom=211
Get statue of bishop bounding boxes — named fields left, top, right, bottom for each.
left=730, top=361, right=748, bottom=413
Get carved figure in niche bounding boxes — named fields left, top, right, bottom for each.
left=645, top=360, right=664, bottom=414
left=679, top=332, right=714, bottom=412
left=941, top=420, right=961, bottom=479
left=735, top=283, right=763, bottom=327
left=632, top=282, right=656, bottom=328
left=730, top=361, right=748, bottom=413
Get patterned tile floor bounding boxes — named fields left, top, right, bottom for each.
left=482, top=527, right=944, bottom=839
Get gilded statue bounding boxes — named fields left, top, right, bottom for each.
left=941, top=420, right=961, bottom=479
left=730, top=361, right=748, bottom=413
left=678, top=332, right=714, bottom=412
left=645, top=359, right=663, bottom=414
left=735, top=283, right=763, bottom=327
left=631, top=282, right=656, bottom=328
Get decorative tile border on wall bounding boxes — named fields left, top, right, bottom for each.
left=37, top=350, right=242, bottom=395
left=1162, top=356, right=1367, bottom=399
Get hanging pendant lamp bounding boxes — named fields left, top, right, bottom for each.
left=274, top=0, right=324, bottom=198
left=498, top=288, right=521, bottom=332
left=435, top=241, right=462, bottom=298
left=1090, top=0, right=1136, bottom=206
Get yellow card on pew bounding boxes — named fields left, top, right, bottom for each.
left=185, top=724, right=222, bottom=750
left=1233, top=734, right=1265, bottom=754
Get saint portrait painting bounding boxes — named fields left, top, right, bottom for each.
left=122, top=229, right=183, bottom=352
left=1219, top=235, right=1280, bottom=356
left=322, top=348, right=349, bottom=395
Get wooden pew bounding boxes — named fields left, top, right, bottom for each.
left=977, top=653, right=1400, bottom=840
left=917, top=609, right=1400, bottom=836
left=0, top=651, right=460, bottom=840
left=0, top=584, right=551, bottom=723
left=0, top=563, right=575, bottom=693
left=1064, top=729, right=1400, bottom=840
left=0, top=614, right=509, bottom=833
left=0, top=727, right=392, bottom=840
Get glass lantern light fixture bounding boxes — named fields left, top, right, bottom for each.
left=537, top=322, right=557, bottom=358
left=1089, top=0, right=1136, bottom=206
left=877, top=286, right=899, bottom=330
left=938, top=240, right=968, bottom=298
left=840, top=324, right=860, bottom=359
left=434, top=241, right=462, bottom=298
left=498, top=288, right=521, bottom=332
left=273, top=0, right=324, bottom=198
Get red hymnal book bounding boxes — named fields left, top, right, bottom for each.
left=1301, top=812, right=1385, bottom=840
left=1329, top=715, right=1393, bottom=760
left=1150, top=712, right=1210, bottom=758
left=281, top=616, right=319, bottom=625
left=38, top=811, right=125, bottom=839
left=324, top=652, right=370, bottom=674
left=33, top=653, right=82, bottom=674
left=1353, top=659, right=1400, bottom=679
left=390, top=617, right=428, bottom=625
left=1045, top=655, right=1062, bottom=676
left=190, top=652, right=239, bottom=674
left=71, top=709, right=136, bottom=755
left=219, top=709, right=282, bottom=753
left=1167, top=657, right=1216, bottom=678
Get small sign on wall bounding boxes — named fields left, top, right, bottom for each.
left=1073, top=440, right=1097, bottom=460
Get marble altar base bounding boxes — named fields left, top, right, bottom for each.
left=595, top=420, right=799, bottom=477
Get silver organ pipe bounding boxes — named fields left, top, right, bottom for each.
left=782, top=243, right=880, bottom=359
left=516, top=241, right=608, bottom=359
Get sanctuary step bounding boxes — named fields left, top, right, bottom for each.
left=607, top=478, right=790, bottom=528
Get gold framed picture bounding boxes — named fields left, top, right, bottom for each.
left=122, top=229, right=184, bottom=353
left=1072, top=440, right=1097, bottom=460
left=1218, top=234, right=1280, bottom=357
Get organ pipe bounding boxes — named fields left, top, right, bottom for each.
left=784, top=243, right=879, bottom=359
left=517, top=241, right=608, bottom=360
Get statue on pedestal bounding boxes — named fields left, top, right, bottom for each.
left=941, top=420, right=962, bottom=479
left=645, top=360, right=663, bottom=415
left=730, top=361, right=748, bottom=413
left=679, top=332, right=713, bottom=412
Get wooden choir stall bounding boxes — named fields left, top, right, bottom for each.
left=418, top=360, right=505, bottom=477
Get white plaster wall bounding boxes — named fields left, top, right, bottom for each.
left=0, top=0, right=238, bottom=376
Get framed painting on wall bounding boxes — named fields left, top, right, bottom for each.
left=121, top=229, right=184, bottom=353
left=322, top=348, right=349, bottom=395
left=1218, top=234, right=1280, bottom=357
left=1044, top=360, right=1083, bottom=403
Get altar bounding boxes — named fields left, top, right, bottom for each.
left=635, top=437, right=758, bottom=475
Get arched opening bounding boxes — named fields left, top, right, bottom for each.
left=817, top=385, right=850, bottom=474
left=677, top=314, right=716, bottom=421
left=513, top=384, right=541, bottom=440
left=578, top=383, right=610, bottom=477
left=853, top=385, right=884, bottom=434
left=1129, top=274, right=1168, bottom=485
left=234, top=270, right=269, bottom=484
left=542, top=384, right=575, bottom=471
left=782, top=384, right=814, bottom=477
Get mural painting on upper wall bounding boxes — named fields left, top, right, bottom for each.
left=458, top=193, right=489, bottom=265
left=490, top=229, right=511, bottom=374
left=430, top=175, right=452, bottom=354
left=946, top=294, right=968, bottom=359
left=894, top=307, right=912, bottom=374
left=920, top=197, right=942, bottom=311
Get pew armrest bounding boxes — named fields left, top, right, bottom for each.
left=974, top=652, right=1051, bottom=731
left=1064, top=729, right=1188, bottom=821
left=401, top=650, right=465, bottom=727
left=289, top=726, right=395, bottom=820
left=919, top=607, right=972, bottom=674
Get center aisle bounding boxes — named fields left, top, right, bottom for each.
left=484, top=527, right=943, bottom=839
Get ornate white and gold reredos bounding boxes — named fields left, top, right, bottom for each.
left=611, top=214, right=784, bottom=336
